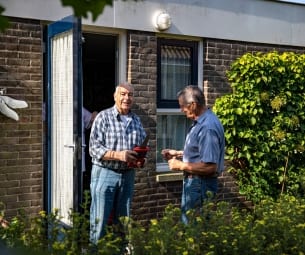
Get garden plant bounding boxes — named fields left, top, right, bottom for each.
left=213, top=51, right=305, bottom=203
left=1, top=195, right=305, bottom=254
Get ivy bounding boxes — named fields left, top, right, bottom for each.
left=213, top=51, right=305, bottom=203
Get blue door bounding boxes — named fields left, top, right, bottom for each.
left=46, top=16, right=83, bottom=225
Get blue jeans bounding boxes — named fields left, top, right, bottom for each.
left=181, top=175, right=218, bottom=224
left=90, top=165, right=135, bottom=244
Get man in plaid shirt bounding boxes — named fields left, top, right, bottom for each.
left=89, top=82, right=146, bottom=245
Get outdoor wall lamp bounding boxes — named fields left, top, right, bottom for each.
left=153, top=10, right=172, bottom=31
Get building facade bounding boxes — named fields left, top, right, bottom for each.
left=1, top=0, right=305, bottom=223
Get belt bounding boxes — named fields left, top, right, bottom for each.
left=105, top=166, right=132, bottom=174
left=184, top=172, right=219, bottom=179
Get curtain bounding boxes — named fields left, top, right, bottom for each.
left=161, top=45, right=191, bottom=100
left=51, top=31, right=74, bottom=225
left=156, top=115, right=191, bottom=163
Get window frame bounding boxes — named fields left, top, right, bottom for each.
left=157, top=38, right=198, bottom=108
left=156, top=38, right=202, bottom=172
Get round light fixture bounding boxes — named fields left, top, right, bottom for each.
left=153, top=11, right=172, bottom=31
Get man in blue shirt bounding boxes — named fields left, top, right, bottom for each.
left=162, top=85, right=225, bottom=224
left=89, top=82, right=146, bottom=244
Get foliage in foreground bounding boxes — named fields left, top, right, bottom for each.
left=1, top=195, right=305, bottom=254
left=213, top=51, right=305, bottom=203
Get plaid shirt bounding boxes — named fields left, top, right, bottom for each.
left=89, top=105, right=146, bottom=169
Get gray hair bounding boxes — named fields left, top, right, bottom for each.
left=115, top=82, right=134, bottom=94
left=177, top=85, right=205, bottom=106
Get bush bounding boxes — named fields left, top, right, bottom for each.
left=213, top=51, right=305, bottom=203
left=129, top=196, right=305, bottom=255
left=1, top=195, right=305, bottom=254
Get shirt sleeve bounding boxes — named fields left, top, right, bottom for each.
left=199, top=129, right=220, bottom=164
left=89, top=113, right=108, bottom=160
left=82, top=107, right=92, bottom=130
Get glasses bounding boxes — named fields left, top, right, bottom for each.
left=179, top=102, right=193, bottom=109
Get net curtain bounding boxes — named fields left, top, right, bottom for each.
left=51, top=31, right=74, bottom=225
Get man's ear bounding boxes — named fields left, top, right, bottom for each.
left=190, top=101, right=197, bottom=112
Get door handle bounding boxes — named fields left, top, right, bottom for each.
left=64, top=144, right=75, bottom=150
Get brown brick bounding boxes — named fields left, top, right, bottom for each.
left=0, top=195, right=18, bottom=203
left=6, top=159, right=32, bottom=166
left=7, top=172, right=31, bottom=181
left=7, top=187, right=31, bottom=195
left=19, top=192, right=41, bottom=201
left=6, top=201, right=31, bottom=209
left=20, top=179, right=42, bottom=187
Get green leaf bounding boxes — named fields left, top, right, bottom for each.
left=285, top=91, right=292, bottom=97
left=262, top=76, right=268, bottom=83
left=277, top=66, right=285, bottom=73
left=60, top=0, right=113, bottom=21
left=250, top=117, right=256, bottom=125
left=0, top=6, right=9, bottom=32
left=236, top=108, right=243, bottom=115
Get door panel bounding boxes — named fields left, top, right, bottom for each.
left=47, top=16, right=82, bottom=225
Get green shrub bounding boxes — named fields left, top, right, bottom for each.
left=213, top=51, right=305, bottom=203
left=128, top=196, right=305, bottom=255
left=1, top=195, right=305, bottom=254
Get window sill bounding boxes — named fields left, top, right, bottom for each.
left=156, top=172, right=184, bottom=182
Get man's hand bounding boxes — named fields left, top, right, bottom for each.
left=118, top=150, right=138, bottom=162
left=168, top=158, right=184, bottom=171
left=161, top=149, right=183, bottom=160
left=134, top=157, right=147, bottom=168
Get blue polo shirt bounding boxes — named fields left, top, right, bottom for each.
left=183, top=109, right=225, bottom=173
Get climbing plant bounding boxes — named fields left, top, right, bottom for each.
left=213, top=51, right=305, bottom=203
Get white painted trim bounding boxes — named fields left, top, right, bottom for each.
left=157, top=109, right=182, bottom=114
left=156, top=172, right=184, bottom=182
left=198, top=40, right=204, bottom=90
left=118, top=32, right=127, bottom=83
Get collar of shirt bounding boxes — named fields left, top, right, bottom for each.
left=112, top=105, right=133, bottom=121
left=196, top=108, right=211, bottom=125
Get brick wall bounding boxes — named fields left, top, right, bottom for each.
left=127, top=32, right=305, bottom=224
left=0, top=17, right=43, bottom=218
left=127, top=31, right=163, bottom=221
left=1, top=17, right=305, bottom=224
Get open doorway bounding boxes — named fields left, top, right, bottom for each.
left=82, top=33, right=117, bottom=191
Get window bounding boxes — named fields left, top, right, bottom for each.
left=156, top=38, right=199, bottom=171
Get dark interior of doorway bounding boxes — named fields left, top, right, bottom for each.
left=82, top=33, right=116, bottom=191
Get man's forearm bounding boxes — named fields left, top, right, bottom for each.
left=179, top=161, right=217, bottom=175
left=103, top=150, right=123, bottom=161
left=103, top=150, right=138, bottom=162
